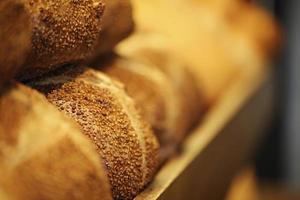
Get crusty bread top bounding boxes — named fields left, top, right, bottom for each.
left=0, top=84, right=78, bottom=165
left=0, top=83, right=112, bottom=200
left=0, top=83, right=99, bottom=166
left=19, top=0, right=105, bottom=80
left=102, top=57, right=180, bottom=144
left=31, top=67, right=159, bottom=200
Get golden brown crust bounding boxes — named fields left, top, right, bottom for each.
left=0, top=0, right=31, bottom=89
left=101, top=57, right=184, bottom=163
left=30, top=67, right=159, bottom=200
left=90, top=0, right=134, bottom=59
left=101, top=57, right=181, bottom=145
left=18, top=0, right=105, bottom=80
left=0, top=83, right=112, bottom=200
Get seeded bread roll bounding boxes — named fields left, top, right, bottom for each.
left=30, top=67, right=159, bottom=200
left=101, top=56, right=180, bottom=161
left=91, top=0, right=134, bottom=59
left=0, top=0, right=31, bottom=89
left=18, top=0, right=105, bottom=80
left=0, top=83, right=112, bottom=200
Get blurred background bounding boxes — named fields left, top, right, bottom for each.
left=227, top=0, right=300, bottom=199
left=128, top=0, right=300, bottom=199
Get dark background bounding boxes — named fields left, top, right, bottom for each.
left=255, top=0, right=300, bottom=189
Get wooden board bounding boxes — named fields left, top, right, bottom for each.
left=135, top=67, right=275, bottom=200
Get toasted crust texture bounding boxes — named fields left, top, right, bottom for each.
left=31, top=67, right=159, bottom=200
left=18, top=0, right=105, bottom=80
left=0, top=83, right=112, bottom=200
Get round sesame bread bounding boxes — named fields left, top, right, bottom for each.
left=18, top=0, right=105, bottom=80
left=0, top=83, right=112, bottom=200
left=30, top=67, right=159, bottom=200
left=0, top=0, right=31, bottom=89
left=90, top=0, right=134, bottom=59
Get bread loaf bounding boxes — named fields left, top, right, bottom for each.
left=18, top=0, right=105, bottom=80
left=30, top=67, right=159, bottom=200
left=129, top=49, right=203, bottom=135
left=100, top=56, right=180, bottom=160
left=0, top=83, right=112, bottom=200
left=100, top=54, right=203, bottom=162
left=90, top=0, right=134, bottom=59
left=0, top=0, right=31, bottom=89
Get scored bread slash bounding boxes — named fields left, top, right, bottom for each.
left=0, top=83, right=112, bottom=200
left=29, top=67, right=160, bottom=200
left=100, top=56, right=180, bottom=163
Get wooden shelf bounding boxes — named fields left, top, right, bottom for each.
left=135, top=67, right=274, bottom=200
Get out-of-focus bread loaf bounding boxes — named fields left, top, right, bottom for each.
left=128, top=0, right=281, bottom=103
left=133, top=50, right=203, bottom=134
left=117, top=33, right=204, bottom=136
left=0, top=83, right=112, bottom=200
left=90, top=0, right=134, bottom=59
left=191, top=0, right=281, bottom=56
left=30, top=67, right=159, bottom=200
left=0, top=0, right=31, bottom=89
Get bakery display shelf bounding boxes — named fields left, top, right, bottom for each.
left=135, top=67, right=274, bottom=200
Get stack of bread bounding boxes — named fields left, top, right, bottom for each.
left=0, top=0, right=280, bottom=199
